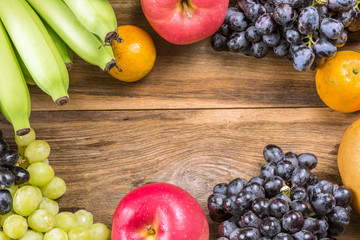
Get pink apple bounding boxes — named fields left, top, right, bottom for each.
left=141, top=0, right=229, bottom=45
left=112, top=182, right=209, bottom=240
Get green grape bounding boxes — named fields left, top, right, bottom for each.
left=13, top=186, right=42, bottom=216
left=27, top=162, right=54, bottom=187
left=6, top=185, right=18, bottom=197
left=38, top=198, right=59, bottom=216
left=41, top=177, right=66, bottom=200
left=68, top=226, right=90, bottom=240
left=0, top=231, right=9, bottom=240
left=28, top=209, right=55, bottom=232
left=55, top=212, right=77, bottom=233
left=17, top=146, right=26, bottom=157
left=24, top=140, right=50, bottom=163
left=44, top=228, right=68, bottom=240
left=19, top=230, right=43, bottom=240
left=75, top=209, right=93, bottom=227
left=3, top=214, right=28, bottom=239
left=15, top=128, right=36, bottom=147
left=89, top=223, right=110, bottom=240
left=0, top=211, right=14, bottom=227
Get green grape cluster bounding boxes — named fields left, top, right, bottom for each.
left=0, top=128, right=110, bottom=240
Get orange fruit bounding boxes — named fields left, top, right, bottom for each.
left=338, top=118, right=360, bottom=213
left=109, top=25, right=156, bottom=82
left=315, top=51, right=360, bottom=113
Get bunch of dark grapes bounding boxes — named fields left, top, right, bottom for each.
left=208, top=144, right=352, bottom=240
left=211, top=0, right=360, bottom=71
left=0, top=130, right=30, bottom=215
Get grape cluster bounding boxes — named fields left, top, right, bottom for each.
left=0, top=129, right=110, bottom=240
left=208, top=145, right=352, bottom=240
left=211, top=0, right=360, bottom=71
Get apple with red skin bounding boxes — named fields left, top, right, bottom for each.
left=141, top=0, right=229, bottom=45
left=112, top=182, right=209, bottom=240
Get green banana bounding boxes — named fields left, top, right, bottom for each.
left=63, top=0, right=119, bottom=43
left=0, top=20, right=31, bottom=136
left=26, top=0, right=116, bottom=71
left=14, top=47, right=36, bottom=86
left=43, top=20, right=74, bottom=72
left=0, top=0, right=69, bottom=105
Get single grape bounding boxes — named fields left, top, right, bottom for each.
left=264, top=176, right=284, bottom=198
left=229, top=12, right=248, bottom=31
left=252, top=197, right=270, bottom=218
left=225, top=7, right=241, bottom=24
left=244, top=3, right=266, bottom=22
left=15, top=128, right=36, bottom=147
left=337, top=8, right=357, bottom=27
left=328, top=0, right=356, bottom=12
left=245, top=26, right=261, bottom=42
left=256, top=13, right=277, bottom=35
left=211, top=33, right=228, bottom=51
left=313, top=38, right=337, bottom=59
left=327, top=206, right=350, bottom=227
left=273, top=3, right=297, bottom=26
left=316, top=4, right=331, bottom=21
left=297, top=7, right=319, bottom=35
left=39, top=198, right=59, bottom=216
left=40, top=176, right=67, bottom=200
left=235, top=190, right=256, bottom=212
left=238, top=227, right=262, bottom=239
left=285, top=30, right=302, bottom=45
left=239, top=210, right=262, bottom=228
left=333, top=186, right=352, bottom=207
left=320, top=18, right=344, bottom=40
left=312, top=193, right=336, bottom=216
left=273, top=232, right=294, bottom=240
left=17, top=230, right=43, bottom=240
left=0, top=190, right=12, bottom=215
left=302, top=217, right=320, bottom=234
left=227, top=31, right=249, bottom=52
left=218, top=220, right=238, bottom=237
left=317, top=217, right=329, bottom=234
left=214, top=183, right=228, bottom=195
left=291, top=0, right=313, bottom=9
left=8, top=166, right=30, bottom=185
left=13, top=185, right=42, bottom=216
left=229, top=228, right=241, bottom=240
left=243, top=182, right=265, bottom=198
left=282, top=210, right=304, bottom=233
left=3, top=214, right=28, bottom=239
left=263, top=30, right=280, bottom=47
left=348, top=11, right=360, bottom=32
left=313, top=180, right=334, bottom=195
left=260, top=217, right=281, bottom=238
left=28, top=209, right=56, bottom=232
left=55, top=212, right=78, bottom=233
left=263, top=144, right=284, bottom=163
left=27, top=162, right=54, bottom=187
left=297, top=153, right=318, bottom=169
left=249, top=176, right=265, bottom=186
left=291, top=166, right=312, bottom=186
left=68, top=225, right=91, bottom=240
left=273, top=39, right=290, bottom=57
left=43, top=228, right=68, bottom=240
left=0, top=168, right=14, bottom=189
left=292, top=230, right=316, bottom=240
left=0, top=211, right=14, bottom=227
left=220, top=24, right=233, bottom=37
left=291, top=188, right=309, bottom=202
left=0, top=149, right=19, bottom=167
left=276, top=160, right=294, bottom=180
left=289, top=200, right=313, bottom=218
left=269, top=198, right=289, bottom=218
left=89, top=223, right=110, bottom=240
left=250, top=41, right=269, bottom=58
left=208, top=193, right=231, bottom=222
left=284, top=152, right=299, bottom=168
left=24, top=140, right=50, bottom=163
left=227, top=178, right=247, bottom=195
left=334, top=30, right=348, bottom=47
left=274, top=193, right=291, bottom=203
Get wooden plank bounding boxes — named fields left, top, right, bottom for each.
left=26, top=1, right=360, bottom=111
left=1, top=108, right=359, bottom=239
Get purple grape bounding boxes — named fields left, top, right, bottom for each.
left=255, top=13, right=277, bottom=35
left=297, top=153, right=318, bottom=170
left=282, top=210, right=304, bottom=234
left=227, top=31, right=250, bottom=52
left=292, top=230, right=316, bottom=240
left=260, top=217, right=282, bottom=238
left=337, top=8, right=357, bottom=27
left=252, top=197, right=270, bottom=218
left=297, top=7, right=319, bottom=35
left=250, top=41, right=269, bottom=58
left=211, top=33, right=228, bottom=51
left=312, top=193, right=336, bottom=216
left=334, top=30, right=348, bottom=47
left=328, top=0, right=356, bottom=12
left=327, top=206, right=350, bottom=227
left=320, top=18, right=344, bottom=40
left=273, top=3, right=297, bottom=26
left=263, top=144, right=284, bottom=163
left=333, top=186, right=352, bottom=207
left=218, top=220, right=238, bottom=238
left=302, top=217, right=320, bottom=234
left=274, top=39, right=290, bottom=57
left=263, top=30, right=280, bottom=47
left=229, top=12, right=249, bottom=31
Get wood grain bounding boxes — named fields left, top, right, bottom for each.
left=1, top=109, right=360, bottom=239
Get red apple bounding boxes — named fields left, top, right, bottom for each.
left=112, top=182, right=209, bottom=240
left=141, top=0, right=229, bottom=45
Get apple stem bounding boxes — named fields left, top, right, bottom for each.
left=182, top=0, right=192, bottom=18
left=146, top=225, right=156, bottom=235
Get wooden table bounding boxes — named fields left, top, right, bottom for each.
left=1, top=1, right=360, bottom=239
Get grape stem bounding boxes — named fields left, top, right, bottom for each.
left=304, top=34, right=315, bottom=48
left=311, top=0, right=327, bottom=7
left=356, top=0, right=360, bottom=10
left=146, top=225, right=156, bottom=235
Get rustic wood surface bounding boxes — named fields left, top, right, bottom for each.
left=1, top=0, right=360, bottom=239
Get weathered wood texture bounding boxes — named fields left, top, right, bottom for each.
left=2, top=0, right=360, bottom=239
left=1, top=109, right=360, bottom=239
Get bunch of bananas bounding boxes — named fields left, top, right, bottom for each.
left=0, top=0, right=119, bottom=136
